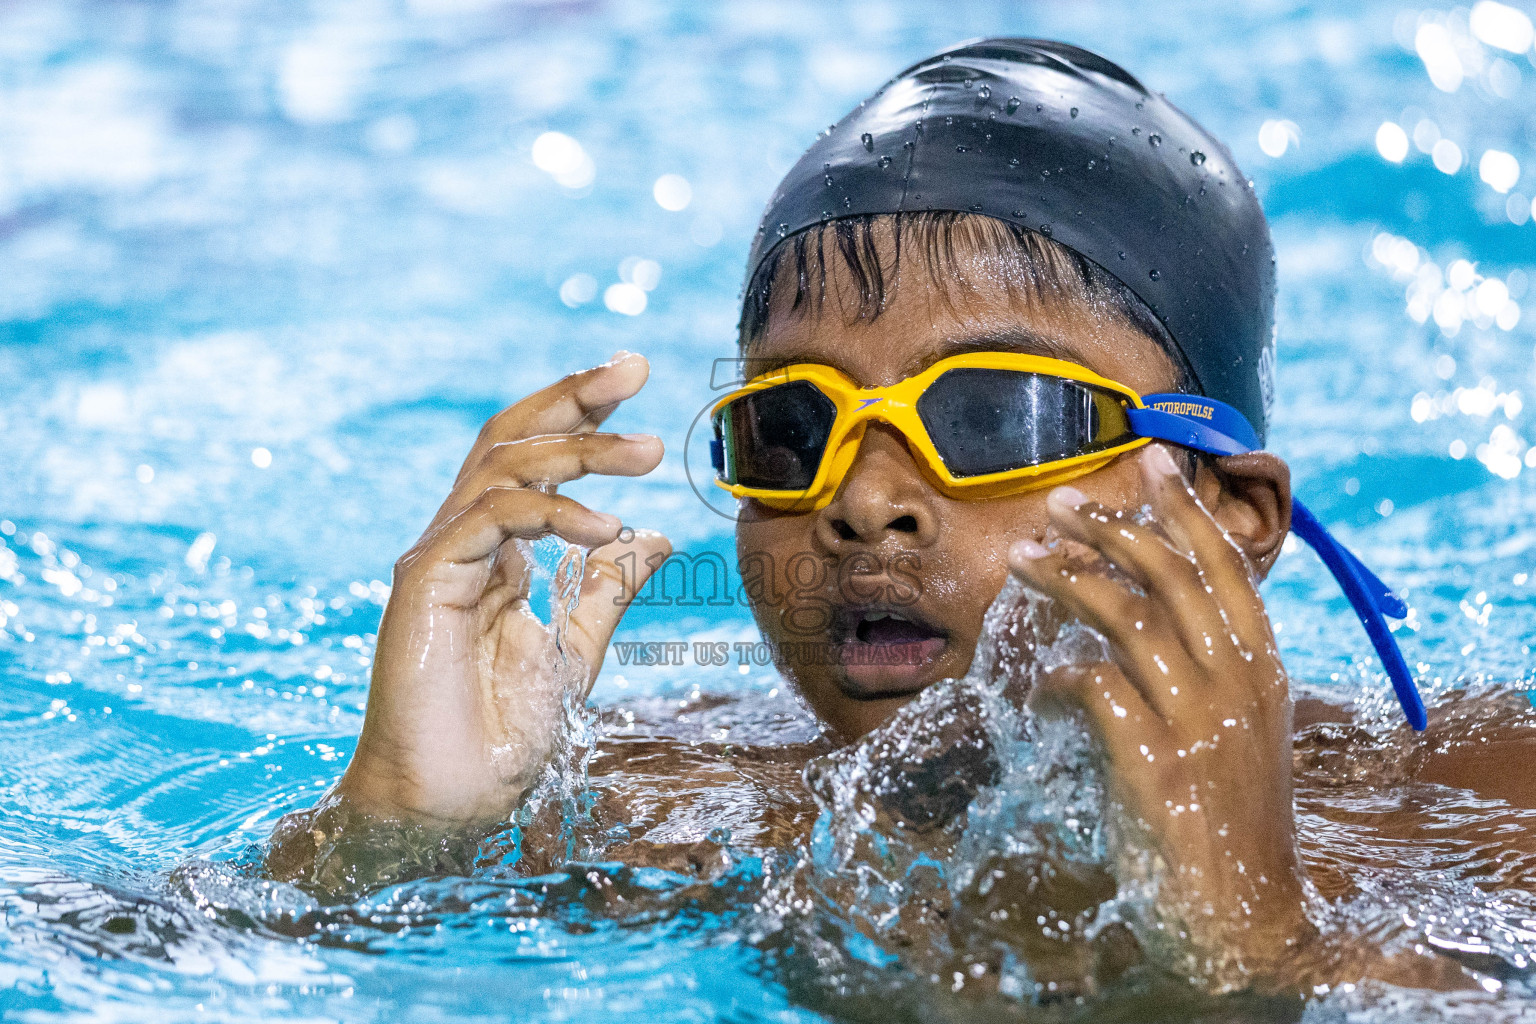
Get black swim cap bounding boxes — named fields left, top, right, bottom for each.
left=745, top=38, right=1277, bottom=442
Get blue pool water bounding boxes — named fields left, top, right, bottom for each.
left=3, top=0, right=1536, bottom=1019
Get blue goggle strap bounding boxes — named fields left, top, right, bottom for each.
left=1127, top=394, right=1427, bottom=731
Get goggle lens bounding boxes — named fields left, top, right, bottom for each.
left=915, top=369, right=1135, bottom=478
left=714, top=379, right=836, bottom=490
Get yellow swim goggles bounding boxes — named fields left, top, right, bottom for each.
left=708, top=352, right=1152, bottom=511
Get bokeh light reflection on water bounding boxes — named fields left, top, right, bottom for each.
left=2, top=0, right=1536, bottom=1020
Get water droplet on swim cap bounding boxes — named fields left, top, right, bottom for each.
left=1149, top=133, right=1162, bottom=146
left=1149, top=268, right=1162, bottom=280
left=1190, top=150, right=1206, bottom=166
left=1131, top=126, right=1141, bottom=136
left=1070, top=107, right=1079, bottom=118
left=1005, top=96, right=1021, bottom=114
left=861, top=132, right=874, bottom=152
left=877, top=155, right=892, bottom=169
left=979, top=84, right=991, bottom=100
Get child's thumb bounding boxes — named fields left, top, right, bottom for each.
left=562, top=528, right=673, bottom=693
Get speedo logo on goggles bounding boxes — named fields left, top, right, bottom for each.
left=707, top=351, right=1427, bottom=731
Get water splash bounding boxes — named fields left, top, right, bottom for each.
left=752, top=578, right=1176, bottom=1003
left=499, top=538, right=608, bottom=869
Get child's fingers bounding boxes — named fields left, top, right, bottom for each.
left=448, top=433, right=664, bottom=515
left=1043, top=489, right=1231, bottom=660
left=1008, top=540, right=1179, bottom=721
left=492, top=351, right=649, bottom=438
left=562, top=528, right=673, bottom=692
left=454, top=352, right=651, bottom=484
left=404, top=487, right=622, bottom=581
left=1138, top=446, right=1230, bottom=560
left=1139, top=447, right=1271, bottom=647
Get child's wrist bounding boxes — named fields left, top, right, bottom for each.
left=1156, top=852, right=1316, bottom=988
left=1115, top=809, right=1316, bottom=988
left=334, top=744, right=529, bottom=830
left=268, top=788, right=499, bottom=902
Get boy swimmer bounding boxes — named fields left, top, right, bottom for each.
left=266, top=39, right=1536, bottom=990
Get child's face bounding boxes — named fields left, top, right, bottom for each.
left=735, top=243, right=1184, bottom=741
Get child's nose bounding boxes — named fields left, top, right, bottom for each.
left=816, top=424, right=941, bottom=549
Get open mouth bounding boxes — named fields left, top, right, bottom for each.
left=833, top=607, right=949, bottom=698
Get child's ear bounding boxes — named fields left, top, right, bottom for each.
left=1193, top=452, right=1292, bottom=579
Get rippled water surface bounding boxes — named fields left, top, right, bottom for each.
left=4, top=0, right=1536, bottom=1020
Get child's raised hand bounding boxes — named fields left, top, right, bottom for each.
left=335, top=352, right=671, bottom=828
left=1007, top=444, right=1311, bottom=967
